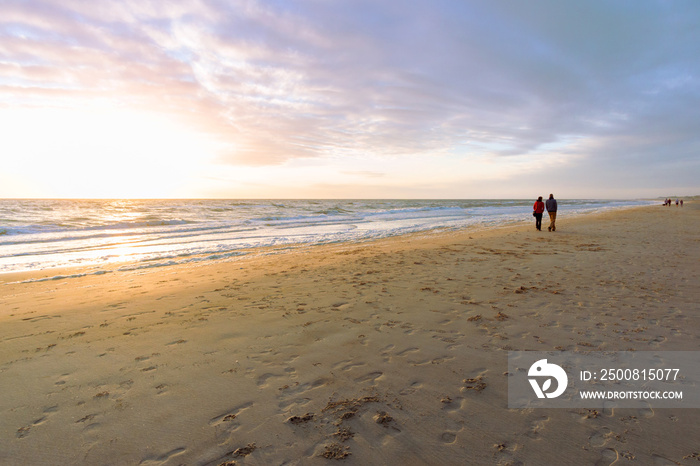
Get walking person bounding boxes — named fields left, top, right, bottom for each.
left=546, top=194, right=557, bottom=232
left=533, top=196, right=545, bottom=231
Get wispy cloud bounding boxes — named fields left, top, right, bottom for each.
left=1, top=0, right=699, bottom=196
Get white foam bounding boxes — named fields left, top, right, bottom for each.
left=11, top=269, right=111, bottom=284
left=0, top=199, right=656, bottom=275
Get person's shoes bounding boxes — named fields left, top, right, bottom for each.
left=552, top=227, right=556, bottom=231
left=548, top=226, right=551, bottom=231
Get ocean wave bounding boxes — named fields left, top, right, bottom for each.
left=0, top=218, right=196, bottom=236
left=0, top=198, right=655, bottom=274
left=312, top=207, right=354, bottom=215
left=116, top=251, right=249, bottom=272
left=13, top=269, right=111, bottom=284
left=81, top=219, right=195, bottom=231
left=363, top=205, right=466, bottom=217
left=0, top=222, right=244, bottom=247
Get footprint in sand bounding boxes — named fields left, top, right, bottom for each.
left=139, top=447, right=187, bottom=465
left=76, top=413, right=98, bottom=424
left=379, top=343, right=395, bottom=352
left=55, top=373, right=71, bottom=386
left=283, top=377, right=330, bottom=395
left=399, top=381, right=423, bottom=396
left=16, top=404, right=60, bottom=438
left=256, top=372, right=284, bottom=388
left=354, top=371, right=383, bottom=384
left=588, top=427, right=612, bottom=447
left=16, top=425, right=32, bottom=438
left=441, top=396, right=465, bottom=413
left=210, top=402, right=254, bottom=426
left=593, top=448, right=618, bottom=466
left=331, top=359, right=367, bottom=372
left=209, top=402, right=254, bottom=443
left=379, top=344, right=395, bottom=362
left=649, top=335, right=667, bottom=347
left=429, top=356, right=455, bottom=365
left=165, top=339, right=187, bottom=346
left=279, top=395, right=312, bottom=410
left=43, top=405, right=59, bottom=416
left=278, top=378, right=332, bottom=409
left=396, top=347, right=420, bottom=357
left=493, top=442, right=522, bottom=466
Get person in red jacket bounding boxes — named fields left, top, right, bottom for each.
left=533, top=196, right=545, bottom=231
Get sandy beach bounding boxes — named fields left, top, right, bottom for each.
left=1, top=204, right=698, bottom=465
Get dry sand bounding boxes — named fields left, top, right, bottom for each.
left=1, top=204, right=699, bottom=465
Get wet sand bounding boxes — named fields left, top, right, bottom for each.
left=1, top=204, right=698, bottom=465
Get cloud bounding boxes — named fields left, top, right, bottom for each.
left=1, top=0, right=699, bottom=196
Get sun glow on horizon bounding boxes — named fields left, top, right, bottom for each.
left=1, top=2, right=698, bottom=199
left=0, top=107, right=220, bottom=198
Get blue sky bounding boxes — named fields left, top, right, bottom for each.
left=1, top=0, right=698, bottom=198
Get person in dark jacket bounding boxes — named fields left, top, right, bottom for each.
left=533, top=196, right=545, bottom=231
left=545, top=194, right=557, bottom=232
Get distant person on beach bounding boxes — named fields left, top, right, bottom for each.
left=545, top=194, right=557, bottom=232
left=533, top=196, right=545, bottom=231
left=681, top=199, right=684, bottom=207
left=676, top=199, right=679, bottom=206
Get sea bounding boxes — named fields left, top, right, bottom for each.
left=0, top=199, right=653, bottom=276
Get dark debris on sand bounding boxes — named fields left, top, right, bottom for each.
left=374, top=411, right=393, bottom=425
left=323, top=396, right=380, bottom=413
left=332, top=427, right=355, bottom=442
left=288, top=413, right=315, bottom=424
left=317, top=395, right=387, bottom=459
left=232, top=443, right=256, bottom=457
left=322, top=443, right=351, bottom=460
left=464, top=375, right=487, bottom=392
left=322, top=395, right=381, bottom=421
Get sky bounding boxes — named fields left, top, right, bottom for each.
left=1, top=0, right=699, bottom=199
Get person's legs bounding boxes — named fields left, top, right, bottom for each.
left=535, top=214, right=542, bottom=230
left=548, top=212, right=556, bottom=231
